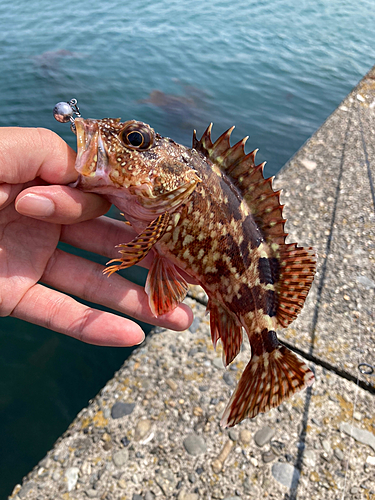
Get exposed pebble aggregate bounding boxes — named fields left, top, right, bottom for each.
left=8, top=295, right=375, bottom=500
left=8, top=68, right=375, bottom=500
left=273, top=67, right=375, bottom=384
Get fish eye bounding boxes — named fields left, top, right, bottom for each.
left=127, top=131, right=144, bottom=147
left=120, top=123, right=154, bottom=150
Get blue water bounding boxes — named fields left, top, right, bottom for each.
left=0, top=0, right=374, bottom=495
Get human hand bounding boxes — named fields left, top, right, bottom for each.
left=0, top=127, right=193, bottom=346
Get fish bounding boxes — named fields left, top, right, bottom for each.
left=139, top=85, right=208, bottom=130
left=32, top=49, right=83, bottom=76
left=72, top=116, right=317, bottom=427
left=140, top=89, right=197, bottom=112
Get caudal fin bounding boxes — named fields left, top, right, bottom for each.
left=220, top=344, right=314, bottom=428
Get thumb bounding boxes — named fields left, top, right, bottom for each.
left=0, top=127, right=77, bottom=185
left=15, top=185, right=111, bottom=224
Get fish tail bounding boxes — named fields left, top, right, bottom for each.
left=220, top=331, right=314, bottom=428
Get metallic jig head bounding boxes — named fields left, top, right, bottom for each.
left=53, top=98, right=81, bottom=133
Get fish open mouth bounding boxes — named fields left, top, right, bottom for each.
left=73, top=118, right=110, bottom=189
left=75, top=118, right=100, bottom=176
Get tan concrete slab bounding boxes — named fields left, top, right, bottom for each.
left=8, top=297, right=375, bottom=500
left=274, top=67, right=375, bottom=389
left=8, top=67, right=375, bottom=500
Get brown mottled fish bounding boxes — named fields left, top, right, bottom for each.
left=72, top=117, right=316, bottom=427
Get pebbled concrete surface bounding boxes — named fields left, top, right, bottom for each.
left=274, top=66, right=375, bottom=386
left=8, top=68, right=375, bottom=500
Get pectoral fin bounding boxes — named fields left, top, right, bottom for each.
left=104, top=212, right=171, bottom=276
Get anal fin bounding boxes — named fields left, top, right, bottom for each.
left=104, top=213, right=171, bottom=276
left=145, top=256, right=189, bottom=316
left=207, top=300, right=243, bottom=367
left=220, top=331, right=314, bottom=427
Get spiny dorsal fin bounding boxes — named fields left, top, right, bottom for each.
left=193, top=125, right=317, bottom=327
left=193, top=124, right=288, bottom=246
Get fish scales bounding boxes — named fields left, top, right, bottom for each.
left=72, top=117, right=316, bottom=427
left=159, top=171, right=275, bottom=321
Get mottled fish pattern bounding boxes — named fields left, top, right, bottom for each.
left=73, top=117, right=316, bottom=427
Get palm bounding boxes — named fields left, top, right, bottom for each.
left=0, top=126, right=192, bottom=345
left=0, top=201, right=60, bottom=316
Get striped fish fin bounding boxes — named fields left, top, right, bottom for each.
left=192, top=124, right=287, bottom=246
left=207, top=300, right=243, bottom=367
left=104, top=213, right=171, bottom=276
left=145, top=256, right=189, bottom=317
left=220, top=333, right=314, bottom=427
left=193, top=125, right=317, bottom=327
left=275, top=243, right=317, bottom=327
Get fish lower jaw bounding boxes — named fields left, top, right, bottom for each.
left=70, top=173, right=117, bottom=192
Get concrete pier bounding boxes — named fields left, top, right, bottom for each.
left=9, top=67, right=375, bottom=500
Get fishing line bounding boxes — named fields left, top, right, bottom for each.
left=280, top=339, right=375, bottom=394
left=341, top=100, right=375, bottom=499
left=284, top=102, right=353, bottom=500
left=340, top=316, right=361, bottom=500
left=356, top=101, right=375, bottom=215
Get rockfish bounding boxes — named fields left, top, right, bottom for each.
left=73, top=117, right=316, bottom=427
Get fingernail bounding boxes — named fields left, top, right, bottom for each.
left=15, top=193, right=55, bottom=217
left=0, top=186, right=10, bottom=206
left=135, top=333, right=146, bottom=345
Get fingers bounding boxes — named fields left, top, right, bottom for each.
left=0, top=127, right=77, bottom=185
left=0, top=183, right=24, bottom=210
left=15, top=185, right=111, bottom=224
left=41, top=248, right=193, bottom=331
left=11, top=283, right=146, bottom=347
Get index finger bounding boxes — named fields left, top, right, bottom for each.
left=0, top=127, right=77, bottom=185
